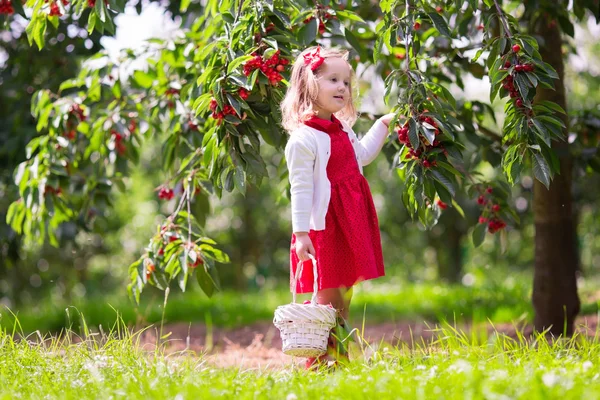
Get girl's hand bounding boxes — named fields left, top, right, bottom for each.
left=295, top=232, right=315, bottom=262
left=379, top=113, right=396, bottom=127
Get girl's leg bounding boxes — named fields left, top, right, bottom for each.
left=305, top=288, right=344, bottom=370
left=316, top=287, right=345, bottom=312
left=317, top=287, right=353, bottom=364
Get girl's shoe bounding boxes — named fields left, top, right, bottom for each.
left=305, top=354, right=330, bottom=370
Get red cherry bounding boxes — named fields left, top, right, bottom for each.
left=318, top=22, right=326, bottom=35
left=303, top=16, right=315, bottom=24
left=435, top=6, right=443, bottom=13
left=158, top=187, right=175, bottom=200
left=276, top=65, right=285, bottom=72
left=477, top=195, right=486, bottom=205
left=492, top=204, right=501, bottom=212
left=486, top=187, right=493, bottom=194
left=413, top=21, right=421, bottom=30
left=516, top=99, right=523, bottom=108
left=479, top=216, right=488, bottom=224
left=512, top=44, right=521, bottom=53
left=436, top=199, right=448, bottom=210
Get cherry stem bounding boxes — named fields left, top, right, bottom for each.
left=186, top=187, right=192, bottom=244
left=492, top=0, right=513, bottom=39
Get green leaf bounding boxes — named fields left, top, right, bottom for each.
left=451, top=199, right=465, bottom=218
left=336, top=10, right=366, bottom=23
left=196, top=263, right=216, bottom=297
left=133, top=70, right=154, bottom=89
left=34, top=17, right=47, bottom=50
left=472, top=223, right=487, bottom=247
left=344, top=29, right=367, bottom=60
left=531, top=118, right=551, bottom=147
left=227, top=55, right=253, bottom=74
left=180, top=0, right=191, bottom=12
left=532, top=152, right=552, bottom=189
left=59, top=79, right=85, bottom=92
left=87, top=11, right=97, bottom=35
left=538, top=100, right=566, bottom=115
left=95, top=0, right=106, bottom=22
left=515, top=73, right=529, bottom=100
left=408, top=118, right=419, bottom=150
left=432, top=170, right=455, bottom=197
left=178, top=251, right=189, bottom=292
left=298, top=17, right=317, bottom=46
left=233, top=165, right=246, bottom=195
left=112, top=80, right=121, bottom=98
left=537, top=115, right=565, bottom=129
left=428, top=12, right=451, bottom=37
left=373, top=34, right=384, bottom=63
left=200, top=244, right=231, bottom=263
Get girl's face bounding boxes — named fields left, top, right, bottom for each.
left=313, top=57, right=351, bottom=119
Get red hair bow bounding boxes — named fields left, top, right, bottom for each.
left=303, top=47, right=325, bottom=71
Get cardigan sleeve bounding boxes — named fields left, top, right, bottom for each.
left=284, top=131, right=316, bottom=233
left=349, top=118, right=390, bottom=166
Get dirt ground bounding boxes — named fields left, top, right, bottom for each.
left=138, top=315, right=600, bottom=369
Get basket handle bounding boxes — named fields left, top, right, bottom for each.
left=292, top=254, right=318, bottom=304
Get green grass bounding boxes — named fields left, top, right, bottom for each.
left=3, top=272, right=599, bottom=335
left=0, top=277, right=535, bottom=334
left=2, top=321, right=600, bottom=399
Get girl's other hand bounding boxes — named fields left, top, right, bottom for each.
left=379, top=113, right=396, bottom=127
left=295, top=232, right=315, bottom=262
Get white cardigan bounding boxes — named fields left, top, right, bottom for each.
left=284, top=118, right=389, bottom=233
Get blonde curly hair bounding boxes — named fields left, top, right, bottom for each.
left=280, top=46, right=358, bottom=132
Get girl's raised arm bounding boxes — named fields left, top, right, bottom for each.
left=347, top=114, right=394, bottom=166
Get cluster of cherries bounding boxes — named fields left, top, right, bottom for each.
left=158, top=186, right=175, bottom=200
left=501, top=44, right=535, bottom=113
left=476, top=187, right=507, bottom=233
left=48, top=0, right=62, bottom=16
left=397, top=113, right=444, bottom=169
left=69, top=103, right=86, bottom=121
left=164, top=88, right=180, bottom=109
left=44, top=185, right=63, bottom=196
left=242, top=49, right=288, bottom=86
left=209, top=99, right=237, bottom=124
left=303, top=4, right=337, bottom=35
left=0, top=0, right=14, bottom=15
left=146, top=227, right=205, bottom=279
left=87, top=0, right=106, bottom=7
left=208, top=87, right=251, bottom=124
left=57, top=103, right=86, bottom=144
left=110, top=129, right=127, bottom=155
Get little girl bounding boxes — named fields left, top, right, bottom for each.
left=281, top=46, right=394, bottom=369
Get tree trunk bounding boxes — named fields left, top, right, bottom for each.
left=430, top=212, right=463, bottom=283
left=531, top=17, right=580, bottom=336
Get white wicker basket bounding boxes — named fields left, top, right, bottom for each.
left=273, top=255, right=337, bottom=357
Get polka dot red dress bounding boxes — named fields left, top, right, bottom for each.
left=290, top=115, right=385, bottom=293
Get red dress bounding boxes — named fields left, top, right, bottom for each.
left=290, top=115, right=385, bottom=293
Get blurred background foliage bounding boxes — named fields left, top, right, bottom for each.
left=0, top=1, right=599, bottom=332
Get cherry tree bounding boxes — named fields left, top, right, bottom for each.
left=4, top=0, right=600, bottom=335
